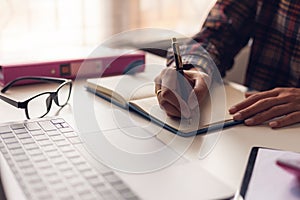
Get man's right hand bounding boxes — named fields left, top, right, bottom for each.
left=154, top=67, right=210, bottom=118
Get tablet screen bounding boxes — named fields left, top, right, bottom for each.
left=239, top=147, right=300, bottom=200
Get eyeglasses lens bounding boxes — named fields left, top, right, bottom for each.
left=27, top=93, right=51, bottom=118
left=56, top=82, right=71, bottom=106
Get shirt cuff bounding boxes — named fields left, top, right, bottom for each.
left=166, top=44, right=219, bottom=77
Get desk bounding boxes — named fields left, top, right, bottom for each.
left=1, top=53, right=300, bottom=199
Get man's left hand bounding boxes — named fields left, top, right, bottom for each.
left=229, top=87, right=300, bottom=128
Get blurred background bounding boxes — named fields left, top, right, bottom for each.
left=0, top=0, right=216, bottom=51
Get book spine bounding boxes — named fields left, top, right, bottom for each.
left=0, top=53, right=145, bottom=86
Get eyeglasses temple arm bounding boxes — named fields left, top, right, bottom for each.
left=1, top=76, right=68, bottom=93
left=0, top=94, right=22, bottom=108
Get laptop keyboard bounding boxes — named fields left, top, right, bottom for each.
left=0, top=118, right=139, bottom=200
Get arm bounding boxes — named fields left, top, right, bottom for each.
left=155, top=0, right=258, bottom=118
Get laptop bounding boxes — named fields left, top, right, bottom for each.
left=0, top=117, right=234, bottom=200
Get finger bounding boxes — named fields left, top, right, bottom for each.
left=160, top=101, right=182, bottom=118
left=269, top=111, right=300, bottom=128
left=245, top=91, right=257, bottom=98
left=243, top=103, right=295, bottom=126
left=155, top=84, right=161, bottom=95
left=232, top=96, right=288, bottom=121
left=154, top=75, right=162, bottom=94
left=157, top=88, right=191, bottom=118
left=187, top=75, right=208, bottom=109
left=229, top=89, right=279, bottom=114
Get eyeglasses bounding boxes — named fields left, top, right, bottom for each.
left=0, top=76, right=72, bottom=119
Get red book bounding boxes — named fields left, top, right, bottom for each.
left=0, top=49, right=145, bottom=86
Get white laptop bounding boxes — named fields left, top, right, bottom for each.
left=0, top=117, right=234, bottom=200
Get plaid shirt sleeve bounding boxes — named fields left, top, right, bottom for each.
left=167, top=0, right=257, bottom=78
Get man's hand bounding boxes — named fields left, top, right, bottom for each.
left=154, top=67, right=209, bottom=118
left=229, top=87, right=300, bottom=128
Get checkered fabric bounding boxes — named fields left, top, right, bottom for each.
left=167, top=0, right=300, bottom=91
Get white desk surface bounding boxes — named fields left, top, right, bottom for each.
left=0, top=53, right=299, bottom=194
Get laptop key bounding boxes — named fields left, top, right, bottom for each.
left=100, top=189, right=118, bottom=200
left=51, top=184, right=68, bottom=193
left=87, top=176, right=106, bottom=187
left=1, top=132, right=15, bottom=139
left=10, top=148, right=26, bottom=156
left=50, top=118, right=65, bottom=124
left=10, top=123, right=25, bottom=130
left=59, top=127, right=74, bottom=133
left=17, top=133, right=31, bottom=139
left=45, top=174, right=62, bottom=185
left=65, top=150, right=81, bottom=159
left=20, top=138, right=35, bottom=144
left=34, top=134, right=49, bottom=141
left=13, top=128, right=28, bottom=134
left=81, top=169, right=98, bottom=179
left=55, top=139, right=70, bottom=147
left=30, top=130, right=45, bottom=136
left=27, top=176, right=43, bottom=185
left=69, top=156, right=86, bottom=165
left=51, top=156, right=67, bottom=165
left=68, top=136, right=83, bottom=144
left=38, top=139, right=53, bottom=146
left=113, top=181, right=129, bottom=192
left=79, top=191, right=98, bottom=200
left=42, top=144, right=57, bottom=152
left=23, top=143, right=39, bottom=150
left=27, top=148, right=43, bottom=156
left=39, top=121, right=57, bottom=131
left=76, top=163, right=92, bottom=172
left=63, top=131, right=78, bottom=138
left=61, top=169, right=77, bottom=179
left=35, top=160, right=52, bottom=170
left=57, top=163, right=72, bottom=171
left=34, top=190, right=53, bottom=200
left=18, top=160, right=34, bottom=169
left=0, top=126, right=11, bottom=134
left=59, top=145, right=73, bottom=153
left=31, top=155, right=47, bottom=163
left=0, top=146, right=9, bottom=155
left=22, top=167, right=38, bottom=176
left=3, top=137, right=18, bottom=144
left=46, top=130, right=60, bottom=137
left=24, top=122, right=41, bottom=131
left=51, top=135, right=65, bottom=141
left=6, top=142, right=22, bottom=150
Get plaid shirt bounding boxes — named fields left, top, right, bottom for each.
left=167, top=0, right=300, bottom=91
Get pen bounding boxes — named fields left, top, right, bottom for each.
left=172, top=38, right=189, bottom=102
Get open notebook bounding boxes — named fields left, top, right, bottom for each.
left=86, top=73, right=245, bottom=137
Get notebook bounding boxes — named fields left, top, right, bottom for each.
left=86, top=73, right=245, bottom=137
left=0, top=117, right=235, bottom=200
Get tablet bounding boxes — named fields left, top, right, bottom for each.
left=239, top=147, right=300, bottom=200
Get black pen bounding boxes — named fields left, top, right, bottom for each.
left=172, top=38, right=189, bottom=102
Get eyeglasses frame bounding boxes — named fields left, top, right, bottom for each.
left=0, top=76, right=72, bottom=119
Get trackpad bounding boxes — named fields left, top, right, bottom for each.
left=117, top=161, right=235, bottom=200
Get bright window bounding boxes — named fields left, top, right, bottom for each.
left=0, top=0, right=216, bottom=52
